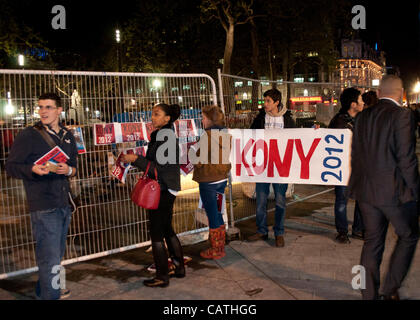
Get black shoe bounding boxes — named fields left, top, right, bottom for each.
left=335, top=233, right=351, bottom=244
left=351, top=231, right=364, bottom=240
left=169, top=258, right=186, bottom=278
left=143, top=278, right=169, bottom=288
left=165, top=235, right=186, bottom=278
left=247, top=233, right=268, bottom=242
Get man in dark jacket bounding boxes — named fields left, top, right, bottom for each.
left=247, top=89, right=295, bottom=247
left=6, top=93, right=78, bottom=300
left=348, top=75, right=419, bottom=300
left=328, top=87, right=365, bottom=244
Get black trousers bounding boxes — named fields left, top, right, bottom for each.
left=148, top=190, right=177, bottom=242
left=358, top=201, right=419, bottom=300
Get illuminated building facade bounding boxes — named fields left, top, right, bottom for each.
left=334, top=39, right=386, bottom=90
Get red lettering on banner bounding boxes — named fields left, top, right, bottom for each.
left=267, top=139, right=294, bottom=178
left=235, top=138, right=255, bottom=176
left=251, top=139, right=268, bottom=175
left=294, top=138, right=321, bottom=179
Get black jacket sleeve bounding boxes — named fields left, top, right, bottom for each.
left=132, top=134, right=181, bottom=191
left=394, top=109, right=419, bottom=200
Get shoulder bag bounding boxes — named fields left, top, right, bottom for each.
left=131, top=162, right=161, bottom=210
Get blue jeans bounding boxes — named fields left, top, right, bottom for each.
left=334, top=186, right=364, bottom=234
left=199, top=181, right=227, bottom=229
left=255, top=183, right=288, bottom=237
left=31, top=207, right=72, bottom=300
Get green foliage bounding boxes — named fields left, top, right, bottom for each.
left=0, top=1, right=48, bottom=68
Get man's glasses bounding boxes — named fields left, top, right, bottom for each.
left=37, top=105, right=57, bottom=111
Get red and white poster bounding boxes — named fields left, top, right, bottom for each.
left=110, top=152, right=131, bottom=184
left=94, top=123, right=119, bottom=145
left=93, top=120, right=198, bottom=145
left=120, top=122, right=147, bottom=143
left=144, top=122, right=155, bottom=142
left=34, top=146, right=70, bottom=165
left=229, top=128, right=352, bottom=186
left=34, top=146, right=70, bottom=173
left=173, top=119, right=198, bottom=138
left=94, top=122, right=149, bottom=145
left=179, top=142, right=198, bottom=176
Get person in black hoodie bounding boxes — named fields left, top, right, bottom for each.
left=122, top=103, right=184, bottom=288
left=328, top=87, right=365, bottom=244
left=248, top=89, right=295, bottom=247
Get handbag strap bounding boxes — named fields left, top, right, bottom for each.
left=143, top=162, right=158, bottom=180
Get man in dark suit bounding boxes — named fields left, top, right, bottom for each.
left=348, top=75, right=419, bottom=300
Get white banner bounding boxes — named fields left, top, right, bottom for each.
left=229, top=129, right=352, bottom=186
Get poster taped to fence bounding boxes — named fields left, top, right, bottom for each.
left=94, top=122, right=148, bottom=145
left=173, top=119, right=198, bottom=139
left=229, top=128, right=352, bottom=186
left=144, top=119, right=198, bottom=142
left=120, top=122, right=147, bottom=143
left=67, top=126, right=87, bottom=154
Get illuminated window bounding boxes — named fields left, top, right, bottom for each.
left=294, top=77, right=304, bottom=83
left=183, top=85, right=191, bottom=90
left=234, top=81, right=243, bottom=87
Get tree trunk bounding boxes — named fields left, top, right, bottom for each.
left=250, top=19, right=260, bottom=111
left=222, top=24, right=235, bottom=74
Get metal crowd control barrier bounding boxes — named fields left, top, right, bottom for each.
left=217, top=71, right=373, bottom=226
left=0, top=70, right=219, bottom=279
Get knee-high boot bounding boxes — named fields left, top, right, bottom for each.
left=166, top=235, right=185, bottom=278
left=143, top=241, right=170, bottom=288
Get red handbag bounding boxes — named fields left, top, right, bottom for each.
left=131, top=162, right=161, bottom=210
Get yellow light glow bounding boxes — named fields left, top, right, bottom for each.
left=414, top=81, right=420, bottom=94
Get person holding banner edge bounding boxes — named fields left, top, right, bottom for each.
left=328, top=87, right=365, bottom=244
left=122, top=103, right=185, bottom=288
left=6, top=93, right=78, bottom=300
left=192, top=105, right=231, bottom=259
left=248, top=89, right=295, bottom=247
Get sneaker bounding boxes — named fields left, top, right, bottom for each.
left=247, top=233, right=268, bottom=242
left=335, top=233, right=351, bottom=244
left=275, top=235, right=285, bottom=247
left=351, top=231, right=364, bottom=240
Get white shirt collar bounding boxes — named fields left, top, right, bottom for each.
left=380, top=97, right=402, bottom=107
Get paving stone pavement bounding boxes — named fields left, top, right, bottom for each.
left=0, top=200, right=419, bottom=300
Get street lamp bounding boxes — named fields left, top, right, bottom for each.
left=18, top=54, right=24, bottom=67
left=115, top=29, right=121, bottom=72
left=153, top=79, right=162, bottom=103
left=115, top=29, right=121, bottom=43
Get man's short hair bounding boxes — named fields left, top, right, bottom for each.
left=378, top=75, right=403, bottom=96
left=339, top=87, right=361, bottom=112
left=38, top=92, right=62, bottom=108
left=263, top=89, right=282, bottom=103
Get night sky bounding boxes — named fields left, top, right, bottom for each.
left=10, top=0, right=420, bottom=88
